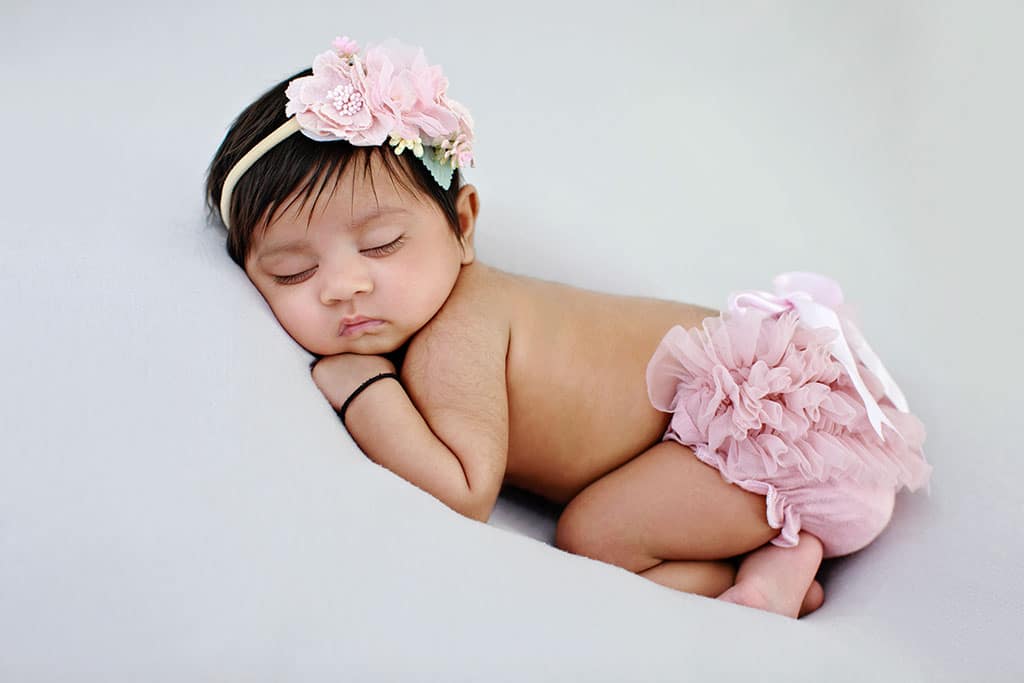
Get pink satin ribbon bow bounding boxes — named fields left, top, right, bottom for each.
left=727, top=272, right=910, bottom=442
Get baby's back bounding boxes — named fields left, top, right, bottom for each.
left=404, top=262, right=718, bottom=505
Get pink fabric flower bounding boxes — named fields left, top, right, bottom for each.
left=331, top=36, right=359, bottom=57
left=440, top=97, right=476, bottom=167
left=282, top=36, right=476, bottom=171
left=285, top=50, right=393, bottom=145
left=361, top=40, right=459, bottom=143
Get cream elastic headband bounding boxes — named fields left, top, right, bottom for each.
left=219, top=35, right=475, bottom=231
left=220, top=118, right=300, bottom=230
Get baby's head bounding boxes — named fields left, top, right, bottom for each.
left=205, top=37, right=479, bottom=356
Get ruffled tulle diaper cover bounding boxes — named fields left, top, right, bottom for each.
left=646, top=272, right=932, bottom=558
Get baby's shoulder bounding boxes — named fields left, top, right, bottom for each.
left=449, top=261, right=515, bottom=309
left=402, top=263, right=514, bottom=379
left=432, top=261, right=517, bottom=331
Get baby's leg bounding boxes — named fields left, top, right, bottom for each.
left=556, top=440, right=779, bottom=566
left=639, top=559, right=737, bottom=597
left=555, top=440, right=826, bottom=615
left=643, top=559, right=825, bottom=617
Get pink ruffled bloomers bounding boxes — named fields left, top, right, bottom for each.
left=646, top=273, right=932, bottom=558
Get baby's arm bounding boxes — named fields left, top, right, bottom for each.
left=313, top=316, right=509, bottom=522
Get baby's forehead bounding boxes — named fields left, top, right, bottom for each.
left=270, top=163, right=427, bottom=233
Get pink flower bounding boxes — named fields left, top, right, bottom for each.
left=440, top=97, right=476, bottom=167
left=331, top=35, right=359, bottom=57
left=361, top=40, right=459, bottom=144
left=285, top=50, right=393, bottom=145
left=280, top=36, right=475, bottom=172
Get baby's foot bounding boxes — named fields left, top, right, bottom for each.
left=801, top=580, right=825, bottom=617
left=719, top=579, right=825, bottom=618
left=716, top=532, right=825, bottom=619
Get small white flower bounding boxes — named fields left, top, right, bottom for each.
left=389, top=135, right=424, bottom=158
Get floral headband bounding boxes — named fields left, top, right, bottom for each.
left=219, top=36, right=475, bottom=231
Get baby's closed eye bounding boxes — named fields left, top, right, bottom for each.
left=270, top=236, right=406, bottom=284
left=273, top=267, right=317, bottom=285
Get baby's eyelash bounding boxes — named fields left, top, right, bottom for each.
left=271, top=237, right=404, bottom=285
left=363, top=236, right=404, bottom=256
left=274, top=267, right=316, bottom=284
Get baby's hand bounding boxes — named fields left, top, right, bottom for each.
left=310, top=354, right=397, bottom=411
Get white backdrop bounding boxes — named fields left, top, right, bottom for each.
left=2, top=1, right=1021, bottom=680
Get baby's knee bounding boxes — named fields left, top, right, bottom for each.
left=555, top=494, right=651, bottom=572
left=553, top=496, right=598, bottom=557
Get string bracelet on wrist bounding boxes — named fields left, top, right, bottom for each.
left=336, top=372, right=401, bottom=427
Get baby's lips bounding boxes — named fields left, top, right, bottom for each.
left=339, top=318, right=384, bottom=337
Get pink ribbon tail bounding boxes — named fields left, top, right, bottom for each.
left=728, top=272, right=909, bottom=442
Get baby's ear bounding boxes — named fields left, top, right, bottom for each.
left=459, top=236, right=476, bottom=265
left=456, top=184, right=480, bottom=265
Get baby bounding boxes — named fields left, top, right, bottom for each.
left=205, top=36, right=932, bottom=620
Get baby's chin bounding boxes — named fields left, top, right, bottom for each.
left=305, top=332, right=409, bottom=358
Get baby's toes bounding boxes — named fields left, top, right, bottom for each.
left=798, top=580, right=825, bottom=618
left=717, top=582, right=771, bottom=613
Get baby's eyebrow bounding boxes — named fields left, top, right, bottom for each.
left=257, top=207, right=409, bottom=260
left=257, top=240, right=310, bottom=260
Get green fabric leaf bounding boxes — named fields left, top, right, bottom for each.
left=418, top=146, right=454, bottom=190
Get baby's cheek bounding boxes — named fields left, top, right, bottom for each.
left=275, top=301, right=320, bottom=342
left=407, top=281, right=447, bottom=326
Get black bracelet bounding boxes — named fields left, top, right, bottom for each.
left=336, top=372, right=400, bottom=426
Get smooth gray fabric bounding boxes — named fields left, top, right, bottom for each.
left=2, top=2, right=1021, bottom=681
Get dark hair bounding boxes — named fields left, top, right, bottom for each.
left=204, top=68, right=463, bottom=267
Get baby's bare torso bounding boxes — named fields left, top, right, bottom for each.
left=404, top=262, right=718, bottom=505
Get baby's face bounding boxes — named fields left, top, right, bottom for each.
left=244, top=154, right=476, bottom=356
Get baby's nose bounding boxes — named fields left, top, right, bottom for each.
left=320, top=257, right=373, bottom=303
